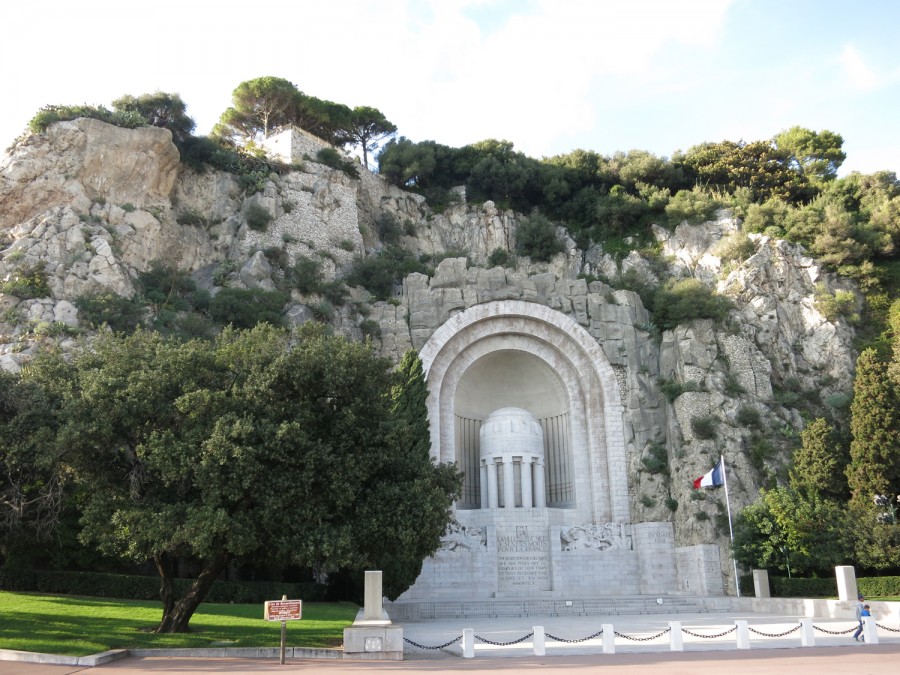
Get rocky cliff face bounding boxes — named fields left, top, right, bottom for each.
left=0, top=120, right=858, bottom=566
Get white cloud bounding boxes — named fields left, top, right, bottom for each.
left=839, top=44, right=881, bottom=91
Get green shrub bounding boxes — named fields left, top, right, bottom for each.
left=770, top=576, right=836, bottom=598
left=309, top=300, right=334, bottom=322
left=652, top=278, right=732, bottom=331
left=320, top=281, right=348, bottom=307
left=695, top=511, right=710, bottom=521
left=665, top=187, right=722, bottom=225
left=858, top=576, right=900, bottom=597
left=488, top=247, right=512, bottom=268
left=748, top=433, right=775, bottom=472
left=724, top=372, right=747, bottom=397
left=691, top=415, right=718, bottom=440
left=121, top=203, right=136, bottom=213
left=735, top=405, right=762, bottom=428
left=345, top=246, right=430, bottom=301
left=814, top=283, right=858, bottom=322
left=516, top=213, right=565, bottom=262
left=28, top=104, right=147, bottom=134
left=641, top=443, right=669, bottom=475
left=658, top=378, right=700, bottom=402
left=714, top=231, right=757, bottom=263
left=262, top=246, right=289, bottom=271
left=316, top=147, right=359, bottom=178
left=338, top=239, right=355, bottom=252
left=665, top=497, right=679, bottom=511
left=0, top=264, right=51, bottom=299
left=209, top=288, right=288, bottom=329
left=176, top=209, right=207, bottom=227
left=359, top=318, right=381, bottom=339
left=288, top=256, right=323, bottom=294
left=639, top=495, right=656, bottom=508
left=75, top=292, right=146, bottom=332
left=245, top=203, right=272, bottom=232
left=374, top=212, right=403, bottom=246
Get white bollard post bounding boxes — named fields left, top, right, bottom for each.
left=462, top=628, right=475, bottom=658
left=863, top=616, right=879, bottom=645
left=668, top=621, right=683, bottom=651
left=800, top=618, right=815, bottom=647
left=533, top=626, right=546, bottom=656
left=601, top=623, right=616, bottom=654
left=735, top=620, right=751, bottom=649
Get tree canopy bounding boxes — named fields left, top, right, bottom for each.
left=9, top=325, right=460, bottom=632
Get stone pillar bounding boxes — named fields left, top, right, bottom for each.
left=462, top=628, right=475, bottom=658
left=668, top=621, right=683, bottom=651
left=800, top=618, right=815, bottom=647
left=533, top=626, right=545, bottom=656
left=735, top=620, right=750, bottom=649
left=364, top=570, right=383, bottom=621
left=522, top=458, right=534, bottom=508
left=601, top=624, right=615, bottom=653
left=534, top=459, right=546, bottom=508
left=479, top=461, right=488, bottom=509
left=503, top=458, right=515, bottom=509
left=835, top=565, right=857, bottom=601
left=863, top=615, right=878, bottom=644
left=487, top=459, right=499, bottom=509
left=752, top=569, right=771, bottom=598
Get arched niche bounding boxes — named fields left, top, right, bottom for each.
left=419, top=300, right=630, bottom=524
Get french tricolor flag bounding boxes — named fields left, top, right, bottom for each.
left=693, top=459, right=725, bottom=488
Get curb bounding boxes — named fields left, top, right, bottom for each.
left=0, top=646, right=342, bottom=666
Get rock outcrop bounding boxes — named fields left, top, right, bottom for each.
left=0, top=119, right=859, bottom=583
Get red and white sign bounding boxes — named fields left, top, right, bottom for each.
left=264, top=599, right=302, bottom=621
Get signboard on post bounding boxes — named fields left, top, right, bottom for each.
left=265, top=597, right=302, bottom=664
left=264, top=599, right=302, bottom=621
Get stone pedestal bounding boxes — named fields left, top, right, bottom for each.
left=835, top=565, right=857, bottom=601
left=342, top=571, right=403, bottom=660
left=752, top=569, right=770, bottom=598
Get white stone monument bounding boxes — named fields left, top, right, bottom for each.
left=388, top=301, right=723, bottom=613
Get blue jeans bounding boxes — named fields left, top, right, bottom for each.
left=853, top=621, right=864, bottom=639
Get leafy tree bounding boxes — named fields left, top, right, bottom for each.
left=112, top=92, right=195, bottom=142
left=0, top=371, right=66, bottom=555
left=846, top=348, right=900, bottom=505
left=773, top=126, right=846, bottom=184
left=733, top=487, right=851, bottom=576
left=337, top=106, right=397, bottom=170
left=215, top=76, right=300, bottom=143
left=19, top=325, right=459, bottom=631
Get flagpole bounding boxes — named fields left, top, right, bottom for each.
left=721, top=454, right=740, bottom=597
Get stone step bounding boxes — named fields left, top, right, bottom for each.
left=386, top=595, right=736, bottom=622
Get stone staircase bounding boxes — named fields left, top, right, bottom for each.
left=386, top=595, right=737, bottom=622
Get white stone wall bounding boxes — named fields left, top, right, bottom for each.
left=676, top=544, right=724, bottom=596
left=633, top=522, right=678, bottom=594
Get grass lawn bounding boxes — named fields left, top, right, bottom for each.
left=0, top=591, right=358, bottom=657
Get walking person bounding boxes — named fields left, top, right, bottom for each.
left=853, top=595, right=867, bottom=641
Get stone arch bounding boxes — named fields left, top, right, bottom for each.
left=419, top=300, right=629, bottom=523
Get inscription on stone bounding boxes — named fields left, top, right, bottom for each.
left=497, top=526, right=550, bottom=591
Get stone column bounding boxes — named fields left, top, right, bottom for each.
left=480, top=461, right=489, bottom=509
left=534, top=459, right=546, bottom=508
left=363, top=570, right=383, bottom=621
left=486, top=459, right=499, bottom=509
left=503, top=458, right=516, bottom=509
left=522, top=457, right=534, bottom=508
left=752, top=569, right=770, bottom=598
left=835, top=565, right=858, bottom=601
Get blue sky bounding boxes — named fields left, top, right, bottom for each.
left=2, top=0, right=898, bottom=177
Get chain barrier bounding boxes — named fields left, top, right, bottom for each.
left=614, top=628, right=671, bottom=642
left=474, top=632, right=534, bottom=646
left=747, top=624, right=801, bottom=638
left=875, top=623, right=900, bottom=633
left=682, top=626, right=737, bottom=639
left=402, top=636, right=462, bottom=650
left=811, top=624, right=857, bottom=635
left=545, top=628, right=604, bottom=643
